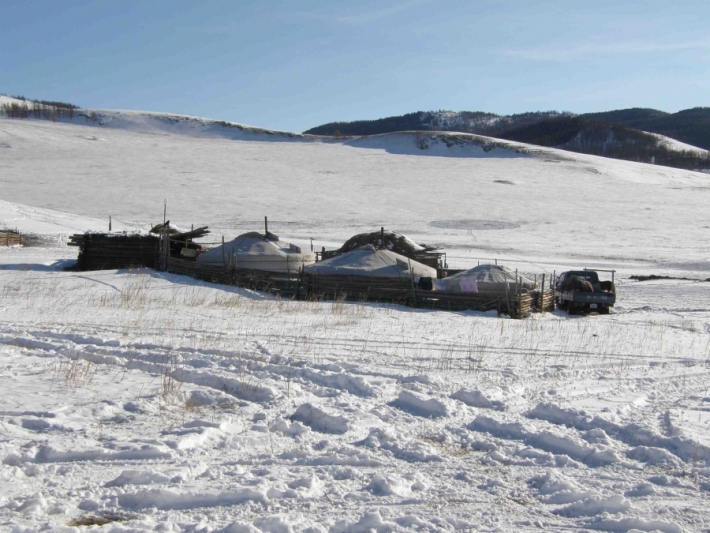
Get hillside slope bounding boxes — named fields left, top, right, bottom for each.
left=582, top=107, right=710, bottom=150
left=1, top=115, right=709, bottom=271
left=0, top=95, right=312, bottom=143
left=305, top=109, right=710, bottom=171
left=4, top=94, right=708, bottom=170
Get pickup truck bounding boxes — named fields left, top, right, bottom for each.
left=555, top=269, right=616, bottom=315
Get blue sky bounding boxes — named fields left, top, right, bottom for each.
left=2, top=0, right=708, bottom=132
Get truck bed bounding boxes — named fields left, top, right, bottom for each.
left=559, top=290, right=616, bottom=306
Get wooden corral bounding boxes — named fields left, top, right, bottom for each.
left=0, top=231, right=21, bottom=247
left=68, top=234, right=554, bottom=318
left=166, top=258, right=302, bottom=298
left=70, top=226, right=208, bottom=272
left=306, top=274, right=413, bottom=303
left=165, top=257, right=553, bottom=318
left=69, top=233, right=159, bottom=270
left=410, top=287, right=554, bottom=318
left=536, top=288, right=555, bottom=313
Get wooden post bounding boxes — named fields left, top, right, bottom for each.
left=264, top=216, right=268, bottom=236
left=408, top=258, right=417, bottom=308
left=163, top=200, right=167, bottom=225
left=109, top=216, right=112, bottom=232
left=222, top=236, right=226, bottom=269
left=232, top=251, right=236, bottom=285
left=380, top=227, right=384, bottom=249
left=163, top=228, right=169, bottom=270
left=505, top=279, right=511, bottom=317
left=156, top=230, right=161, bottom=267
left=516, top=269, right=521, bottom=317
left=517, top=270, right=522, bottom=312
left=296, top=266, right=303, bottom=301
left=540, top=274, right=546, bottom=311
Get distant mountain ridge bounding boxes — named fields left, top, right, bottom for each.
left=305, top=108, right=710, bottom=171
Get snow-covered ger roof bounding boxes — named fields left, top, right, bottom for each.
left=435, top=264, right=534, bottom=292
left=197, top=231, right=315, bottom=272
left=304, top=245, right=437, bottom=278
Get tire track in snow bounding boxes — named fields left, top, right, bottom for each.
left=0, top=328, right=385, bottom=403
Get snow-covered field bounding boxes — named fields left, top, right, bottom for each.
left=1, top=112, right=710, bottom=532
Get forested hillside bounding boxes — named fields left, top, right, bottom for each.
left=581, top=107, right=710, bottom=151
left=306, top=108, right=710, bottom=171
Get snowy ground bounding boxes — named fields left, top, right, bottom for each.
left=1, top=113, right=710, bottom=532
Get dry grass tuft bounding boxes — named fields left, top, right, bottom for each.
left=56, top=358, right=97, bottom=388
left=67, top=512, right=134, bottom=526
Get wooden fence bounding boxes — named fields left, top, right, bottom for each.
left=68, top=234, right=554, bottom=318
left=165, top=257, right=553, bottom=318
left=0, top=231, right=21, bottom=247
left=166, top=258, right=303, bottom=298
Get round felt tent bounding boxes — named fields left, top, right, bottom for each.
left=434, top=264, right=534, bottom=293
left=197, top=232, right=315, bottom=273
left=304, top=245, right=436, bottom=278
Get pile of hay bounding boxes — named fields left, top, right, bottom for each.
left=338, top=230, right=435, bottom=255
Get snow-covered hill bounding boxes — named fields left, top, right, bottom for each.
left=0, top=95, right=312, bottom=142
left=305, top=108, right=710, bottom=171
left=2, top=107, right=710, bottom=532
left=1, top=113, right=708, bottom=271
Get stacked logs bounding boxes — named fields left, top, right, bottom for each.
left=69, top=233, right=159, bottom=271
left=0, top=231, right=21, bottom=247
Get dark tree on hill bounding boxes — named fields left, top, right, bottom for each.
left=582, top=107, right=710, bottom=150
